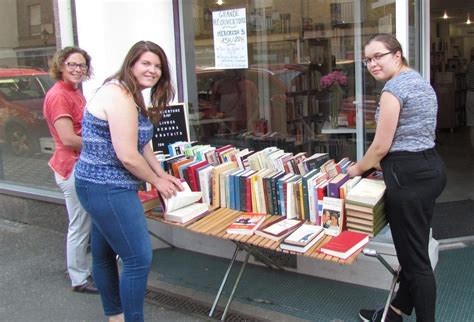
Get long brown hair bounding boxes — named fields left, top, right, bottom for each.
left=365, top=33, right=409, bottom=66
left=105, top=41, right=175, bottom=118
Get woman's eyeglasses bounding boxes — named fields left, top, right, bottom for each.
left=65, top=62, right=88, bottom=71
left=363, top=51, right=393, bottom=66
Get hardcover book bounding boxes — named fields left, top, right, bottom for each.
left=320, top=231, right=369, bottom=259
left=138, top=189, right=161, bottom=213
left=279, top=224, right=325, bottom=253
left=226, top=213, right=267, bottom=235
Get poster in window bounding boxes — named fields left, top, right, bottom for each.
left=213, top=8, right=248, bottom=69
left=151, top=103, right=189, bottom=153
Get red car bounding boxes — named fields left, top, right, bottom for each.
left=0, top=67, right=54, bottom=156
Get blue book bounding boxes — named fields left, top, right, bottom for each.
left=229, top=169, right=245, bottom=210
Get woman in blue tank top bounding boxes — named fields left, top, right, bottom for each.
left=75, top=41, right=183, bottom=322
left=347, top=34, right=446, bottom=322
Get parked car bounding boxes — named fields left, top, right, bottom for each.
left=0, top=67, right=54, bottom=156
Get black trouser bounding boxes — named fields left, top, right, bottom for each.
left=380, top=148, right=446, bottom=322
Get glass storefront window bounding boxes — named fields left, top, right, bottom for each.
left=188, top=0, right=397, bottom=162
left=0, top=0, right=59, bottom=191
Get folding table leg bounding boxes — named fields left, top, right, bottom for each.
left=221, top=250, right=251, bottom=321
left=238, top=242, right=285, bottom=270
left=362, top=248, right=400, bottom=321
left=209, top=244, right=240, bottom=318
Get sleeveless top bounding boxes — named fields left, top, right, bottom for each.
left=75, top=82, right=153, bottom=189
left=376, top=70, right=437, bottom=152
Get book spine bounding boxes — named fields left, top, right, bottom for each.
left=246, top=176, right=253, bottom=213
left=239, top=175, right=247, bottom=212
left=302, top=177, right=310, bottom=220
left=211, top=169, right=220, bottom=208
left=264, top=176, right=274, bottom=215
left=271, top=177, right=279, bottom=215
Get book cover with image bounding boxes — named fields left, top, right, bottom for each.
left=279, top=224, right=325, bottom=253
left=321, top=197, right=344, bottom=236
left=226, top=213, right=267, bottom=235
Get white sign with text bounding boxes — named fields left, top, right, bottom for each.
left=213, top=8, right=248, bottom=69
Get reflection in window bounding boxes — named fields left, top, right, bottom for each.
left=0, top=0, right=58, bottom=192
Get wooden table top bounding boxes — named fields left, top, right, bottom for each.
left=146, top=207, right=363, bottom=265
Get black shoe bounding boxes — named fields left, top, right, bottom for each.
left=73, top=276, right=99, bottom=294
left=359, top=305, right=402, bottom=321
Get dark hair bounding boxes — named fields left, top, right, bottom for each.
left=365, top=33, right=408, bottom=66
left=105, top=40, right=175, bottom=118
left=49, top=46, right=92, bottom=81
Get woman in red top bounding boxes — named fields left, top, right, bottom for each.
left=43, top=47, right=98, bottom=294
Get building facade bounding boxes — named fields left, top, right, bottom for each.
left=0, top=0, right=473, bottom=246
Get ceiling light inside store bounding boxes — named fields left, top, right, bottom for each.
left=443, top=11, right=448, bottom=19
left=216, top=0, right=223, bottom=5
left=467, top=14, right=472, bottom=25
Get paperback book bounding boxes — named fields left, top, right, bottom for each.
left=321, top=197, right=344, bottom=236
left=157, top=181, right=209, bottom=224
left=279, top=224, right=325, bottom=253
left=226, top=213, right=267, bottom=235
left=255, top=217, right=304, bottom=241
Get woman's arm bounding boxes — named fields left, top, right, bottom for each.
left=346, top=92, right=400, bottom=177
left=142, top=144, right=183, bottom=190
left=102, top=85, right=179, bottom=198
left=53, top=117, right=82, bottom=151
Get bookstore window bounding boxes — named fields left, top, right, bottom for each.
left=0, top=0, right=59, bottom=192
left=189, top=0, right=396, bottom=161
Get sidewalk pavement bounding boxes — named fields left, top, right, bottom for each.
left=0, top=218, right=206, bottom=322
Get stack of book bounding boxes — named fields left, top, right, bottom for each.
left=345, top=178, right=387, bottom=237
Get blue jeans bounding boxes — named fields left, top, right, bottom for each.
left=75, top=179, right=152, bottom=322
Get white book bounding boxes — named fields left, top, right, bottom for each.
left=279, top=224, right=325, bottom=253
left=346, top=178, right=386, bottom=207
left=162, top=181, right=209, bottom=224
left=198, top=164, right=214, bottom=205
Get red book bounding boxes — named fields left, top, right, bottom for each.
left=320, top=231, right=369, bottom=259
left=138, top=189, right=161, bottom=212
left=185, top=160, right=209, bottom=191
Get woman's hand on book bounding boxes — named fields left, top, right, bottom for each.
left=154, top=175, right=184, bottom=199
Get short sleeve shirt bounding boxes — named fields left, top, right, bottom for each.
left=43, top=80, right=86, bottom=179
left=376, top=70, right=437, bottom=152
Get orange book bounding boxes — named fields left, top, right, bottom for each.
left=172, top=158, right=193, bottom=178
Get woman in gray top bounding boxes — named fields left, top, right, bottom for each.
left=347, top=33, right=446, bottom=322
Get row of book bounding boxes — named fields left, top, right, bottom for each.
left=144, top=142, right=387, bottom=237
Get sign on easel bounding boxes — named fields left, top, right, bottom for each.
left=152, top=103, right=189, bottom=154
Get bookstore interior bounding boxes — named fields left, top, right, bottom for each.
left=188, top=0, right=474, bottom=166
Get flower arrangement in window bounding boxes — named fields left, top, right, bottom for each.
left=320, top=70, right=348, bottom=128
left=320, top=70, right=348, bottom=89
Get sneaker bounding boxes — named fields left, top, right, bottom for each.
left=359, top=305, right=402, bottom=321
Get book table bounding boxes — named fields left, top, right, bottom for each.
left=145, top=208, right=394, bottom=321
